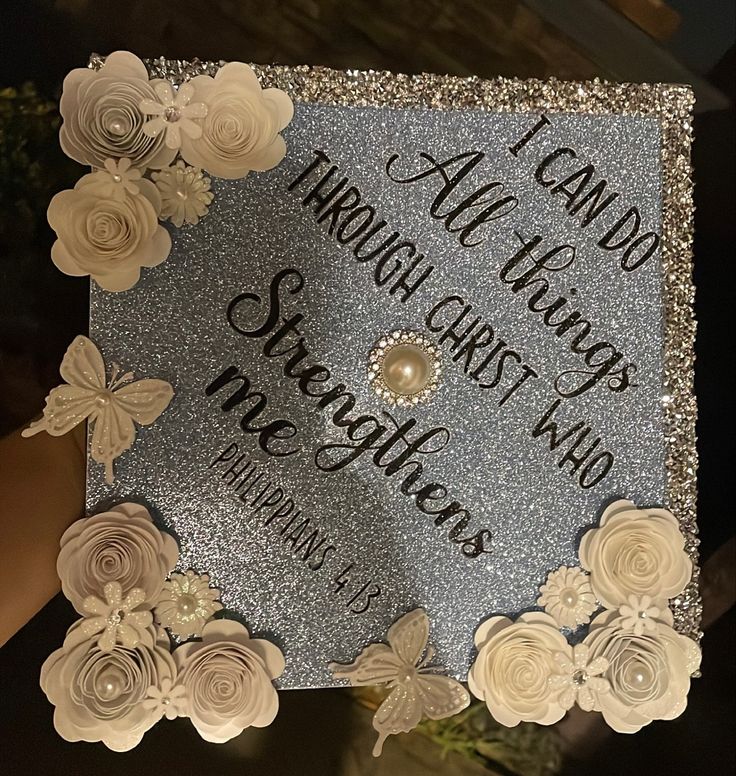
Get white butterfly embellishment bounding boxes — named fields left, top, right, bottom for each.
left=22, top=335, right=174, bottom=483
left=329, top=608, right=470, bottom=756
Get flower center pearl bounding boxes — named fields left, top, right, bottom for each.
left=396, top=666, right=417, bottom=685
left=176, top=593, right=197, bottom=617
left=572, top=669, right=588, bottom=686
left=382, top=344, right=431, bottom=396
left=107, top=117, right=130, bottom=136
left=112, top=173, right=123, bottom=183
left=559, top=587, right=579, bottom=608
left=164, top=106, right=182, bottom=123
left=96, top=668, right=125, bottom=700
left=627, top=662, right=652, bottom=689
left=176, top=188, right=189, bottom=200
left=95, top=391, right=113, bottom=407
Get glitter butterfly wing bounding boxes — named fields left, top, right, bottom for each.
left=91, top=378, right=174, bottom=483
left=370, top=610, right=469, bottom=755
left=369, top=671, right=470, bottom=755
left=329, top=609, right=429, bottom=686
left=330, top=608, right=469, bottom=756
left=22, top=335, right=173, bottom=483
left=329, top=642, right=403, bottom=685
left=371, top=682, right=424, bottom=756
left=22, top=335, right=106, bottom=437
left=414, top=673, right=470, bottom=722
left=386, top=608, right=431, bottom=665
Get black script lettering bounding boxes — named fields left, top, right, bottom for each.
left=205, top=367, right=300, bottom=457
left=425, top=294, right=539, bottom=405
left=288, top=152, right=434, bottom=301
left=386, top=151, right=517, bottom=246
left=508, top=114, right=552, bottom=157
left=225, top=271, right=493, bottom=558
left=500, top=235, right=636, bottom=397
left=532, top=400, right=614, bottom=488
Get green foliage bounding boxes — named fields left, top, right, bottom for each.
left=0, top=83, right=79, bottom=250
left=417, top=702, right=562, bottom=776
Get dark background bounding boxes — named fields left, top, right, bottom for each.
left=1, top=2, right=734, bottom=774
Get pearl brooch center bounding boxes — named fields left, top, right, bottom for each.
left=368, top=330, right=441, bottom=406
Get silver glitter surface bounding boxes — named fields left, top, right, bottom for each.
left=87, top=62, right=699, bottom=687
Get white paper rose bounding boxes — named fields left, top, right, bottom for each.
left=180, top=62, right=294, bottom=179
left=59, top=51, right=176, bottom=170
left=48, top=166, right=171, bottom=292
left=40, top=623, right=176, bottom=751
left=57, top=502, right=179, bottom=613
left=579, top=500, right=692, bottom=609
left=468, top=612, right=571, bottom=726
left=583, top=609, right=701, bottom=733
left=174, top=619, right=285, bottom=743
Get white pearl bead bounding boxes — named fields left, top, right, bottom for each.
left=382, top=344, right=431, bottom=395
left=396, top=666, right=417, bottom=685
left=560, top=588, right=578, bottom=608
left=176, top=593, right=197, bottom=616
left=107, top=118, right=127, bottom=136
left=96, top=669, right=124, bottom=700
left=628, top=663, right=652, bottom=689
left=95, top=392, right=112, bottom=407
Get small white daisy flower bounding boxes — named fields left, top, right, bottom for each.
left=142, top=677, right=187, bottom=721
left=152, top=161, right=214, bottom=227
left=618, top=594, right=662, bottom=635
left=549, top=643, right=610, bottom=711
left=79, top=581, right=153, bottom=652
left=155, top=570, right=223, bottom=638
left=538, top=565, right=597, bottom=628
left=84, top=157, right=143, bottom=200
left=139, top=81, right=208, bottom=150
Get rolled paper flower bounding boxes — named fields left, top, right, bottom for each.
left=468, top=612, right=571, bottom=727
left=40, top=623, right=176, bottom=752
left=180, top=62, right=293, bottom=179
left=175, top=619, right=284, bottom=743
left=59, top=50, right=176, bottom=170
left=47, top=168, right=171, bottom=292
left=583, top=609, right=701, bottom=733
left=57, top=502, right=179, bottom=613
left=579, top=500, right=692, bottom=609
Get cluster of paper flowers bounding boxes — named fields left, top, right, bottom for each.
left=40, top=502, right=284, bottom=751
left=468, top=500, right=701, bottom=733
left=48, top=51, right=293, bottom=291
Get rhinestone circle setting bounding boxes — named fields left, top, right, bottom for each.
left=368, top=330, right=441, bottom=406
